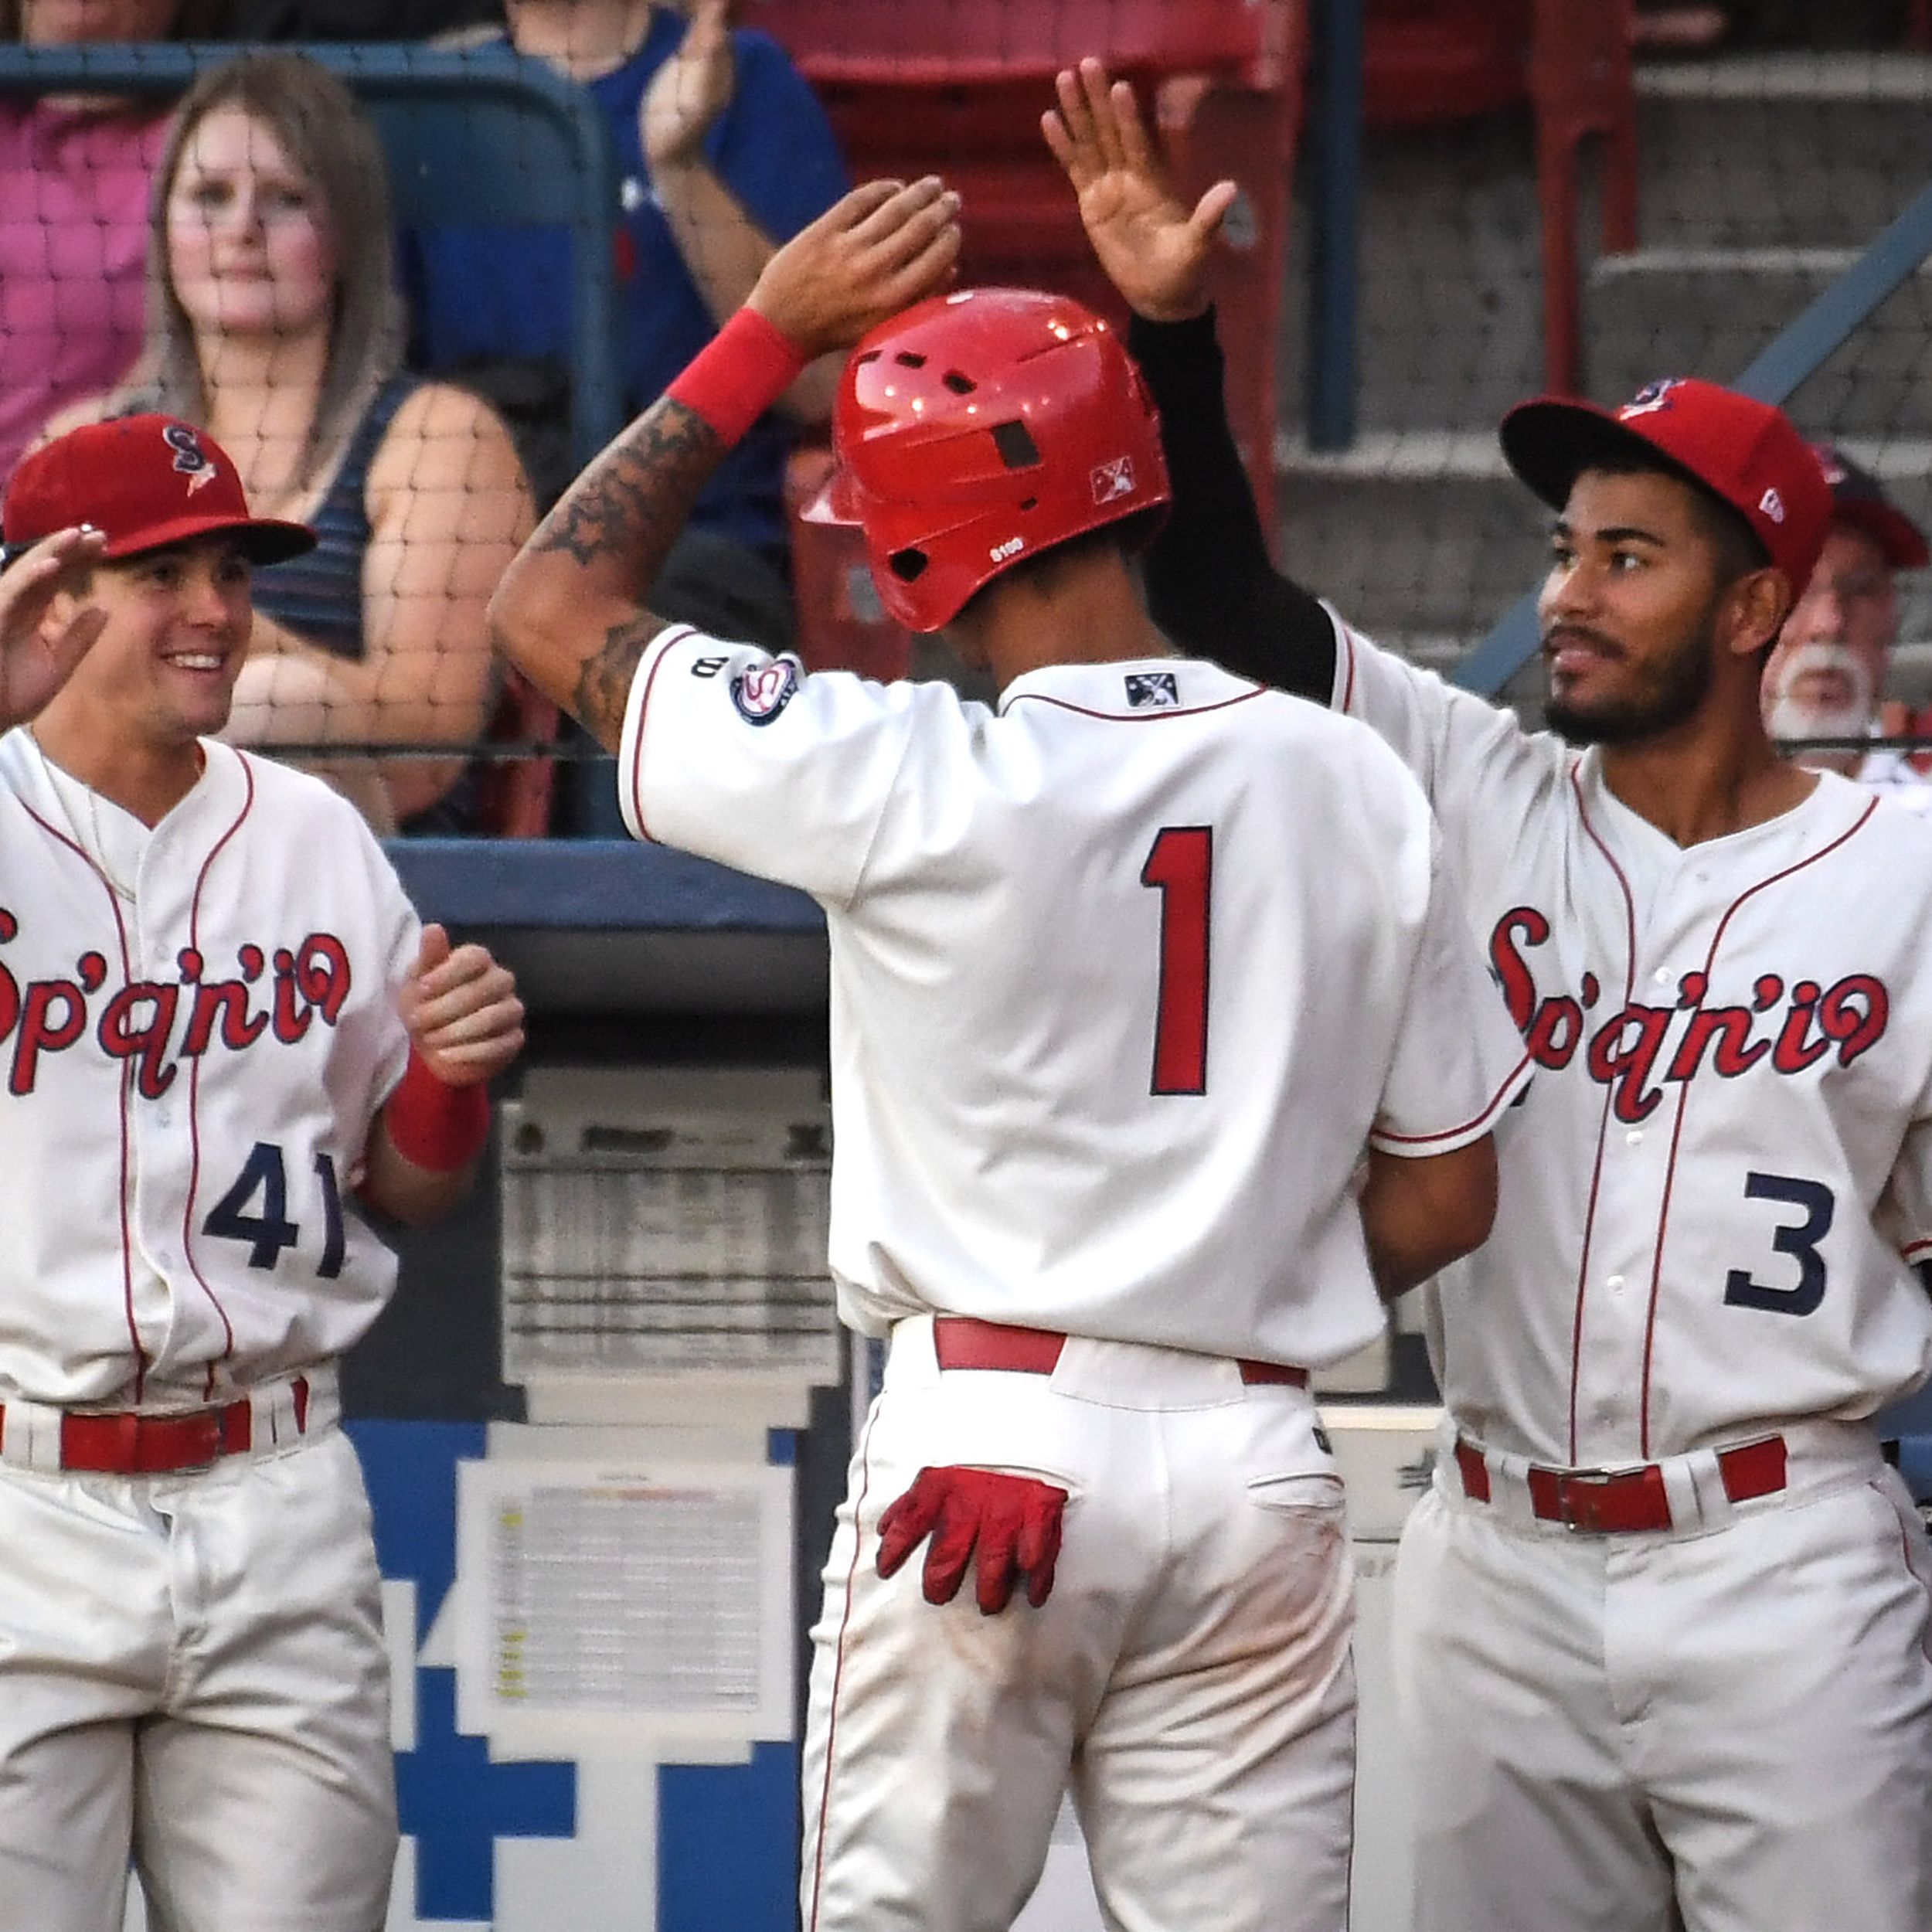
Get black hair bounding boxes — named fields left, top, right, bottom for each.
left=1580, top=447, right=1771, bottom=586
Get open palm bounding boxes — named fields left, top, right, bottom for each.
left=1043, top=57, right=1236, bottom=324
left=0, top=527, right=107, bottom=729
left=641, top=0, right=736, bottom=170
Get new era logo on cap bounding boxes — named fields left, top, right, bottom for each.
left=2, top=415, right=314, bottom=568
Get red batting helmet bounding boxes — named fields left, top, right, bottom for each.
left=810, top=287, right=1171, bottom=633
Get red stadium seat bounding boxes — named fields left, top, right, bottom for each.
left=749, top=0, right=1287, bottom=89
left=1529, top=0, right=1638, bottom=396
left=1362, top=0, right=1532, bottom=129
left=753, top=0, right=1306, bottom=665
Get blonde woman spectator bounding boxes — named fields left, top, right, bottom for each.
left=53, top=51, right=535, bottom=832
left=0, top=0, right=225, bottom=483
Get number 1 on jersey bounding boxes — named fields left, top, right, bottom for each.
left=1141, top=826, right=1213, bottom=1095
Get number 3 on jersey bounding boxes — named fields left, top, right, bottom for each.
left=1724, top=1170, right=1833, bottom=1317
left=1141, top=826, right=1213, bottom=1096
left=202, top=1141, right=348, bottom=1278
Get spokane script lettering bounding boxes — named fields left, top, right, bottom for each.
left=1491, top=905, right=1888, bottom=1125
left=0, top=908, right=352, bottom=1098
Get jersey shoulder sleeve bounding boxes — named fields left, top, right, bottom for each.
left=1328, top=605, right=1573, bottom=870
left=618, top=626, right=957, bottom=906
left=1369, top=800, right=1533, bottom=1155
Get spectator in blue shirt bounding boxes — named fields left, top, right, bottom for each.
left=406, top=0, right=849, bottom=648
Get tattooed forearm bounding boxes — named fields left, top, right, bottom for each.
left=490, top=394, right=732, bottom=742
left=573, top=613, right=665, bottom=752
left=533, top=399, right=723, bottom=591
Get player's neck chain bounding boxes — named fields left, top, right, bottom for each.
left=29, top=727, right=138, bottom=902
left=87, top=787, right=138, bottom=903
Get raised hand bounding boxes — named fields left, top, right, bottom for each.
left=749, top=177, right=963, bottom=360
left=0, top=526, right=109, bottom=731
left=1042, top=56, right=1236, bottom=324
left=398, top=923, right=524, bottom=1088
left=641, top=0, right=736, bottom=172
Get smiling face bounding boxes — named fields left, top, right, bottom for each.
left=164, top=104, right=338, bottom=343
left=41, top=535, right=255, bottom=754
left=1762, top=524, right=1898, bottom=747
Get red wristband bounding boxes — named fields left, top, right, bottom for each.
left=665, top=306, right=811, bottom=448
left=384, top=1047, right=491, bottom=1173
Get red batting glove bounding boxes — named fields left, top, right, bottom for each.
left=875, top=1466, right=1068, bottom=1614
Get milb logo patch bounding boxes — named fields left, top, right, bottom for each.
left=1125, top=671, right=1179, bottom=709
left=1090, top=456, right=1137, bottom=504
left=730, top=656, right=801, bottom=726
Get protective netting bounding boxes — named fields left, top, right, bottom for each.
left=1277, top=22, right=1932, bottom=744
left=4, top=5, right=1930, bottom=828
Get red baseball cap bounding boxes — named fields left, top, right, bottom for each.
left=1811, top=442, right=1929, bottom=570
left=1499, top=378, right=1832, bottom=591
left=2, top=414, right=313, bottom=567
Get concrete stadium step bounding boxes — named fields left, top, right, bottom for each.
left=1277, top=114, right=1546, bottom=440
left=1634, top=55, right=1932, bottom=252
left=1584, top=249, right=1932, bottom=430
left=1271, top=435, right=1547, bottom=645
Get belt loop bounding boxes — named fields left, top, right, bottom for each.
left=250, top=1373, right=311, bottom=1450
left=0, top=1396, right=63, bottom=1473
left=1661, top=1451, right=1713, bottom=1533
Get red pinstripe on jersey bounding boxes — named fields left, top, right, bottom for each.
left=1371, top=1048, right=1533, bottom=1148
left=624, top=624, right=699, bottom=844
left=19, top=798, right=145, bottom=1399
left=1337, top=620, right=1360, bottom=714
left=182, top=754, right=257, bottom=1386
left=1633, top=795, right=1879, bottom=1455
left=1000, top=685, right=1266, bottom=724
left=1566, top=763, right=1641, bottom=1465
left=805, top=1404, right=880, bottom=1932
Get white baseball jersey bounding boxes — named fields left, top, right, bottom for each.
left=619, top=629, right=1528, bottom=1368
left=1328, top=615, right=1932, bottom=1462
left=0, top=730, right=418, bottom=1411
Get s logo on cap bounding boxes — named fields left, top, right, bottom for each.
left=163, top=422, right=219, bottom=495
left=1618, top=378, right=1685, bottom=421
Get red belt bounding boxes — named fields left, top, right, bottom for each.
left=1454, top=1433, right=1787, bottom=1534
left=932, top=1317, right=1309, bottom=1388
left=3, top=1376, right=309, bottom=1475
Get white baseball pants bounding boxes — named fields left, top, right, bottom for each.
left=801, top=1316, right=1357, bottom=1932
left=1393, top=1424, right=1932, bottom=1932
left=0, top=1410, right=396, bottom=1932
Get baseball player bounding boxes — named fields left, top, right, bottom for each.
left=1049, top=58, right=1932, bottom=1932
left=489, top=177, right=1529, bottom=1932
left=1763, top=444, right=1932, bottom=807
left=0, top=414, right=525, bottom=1932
